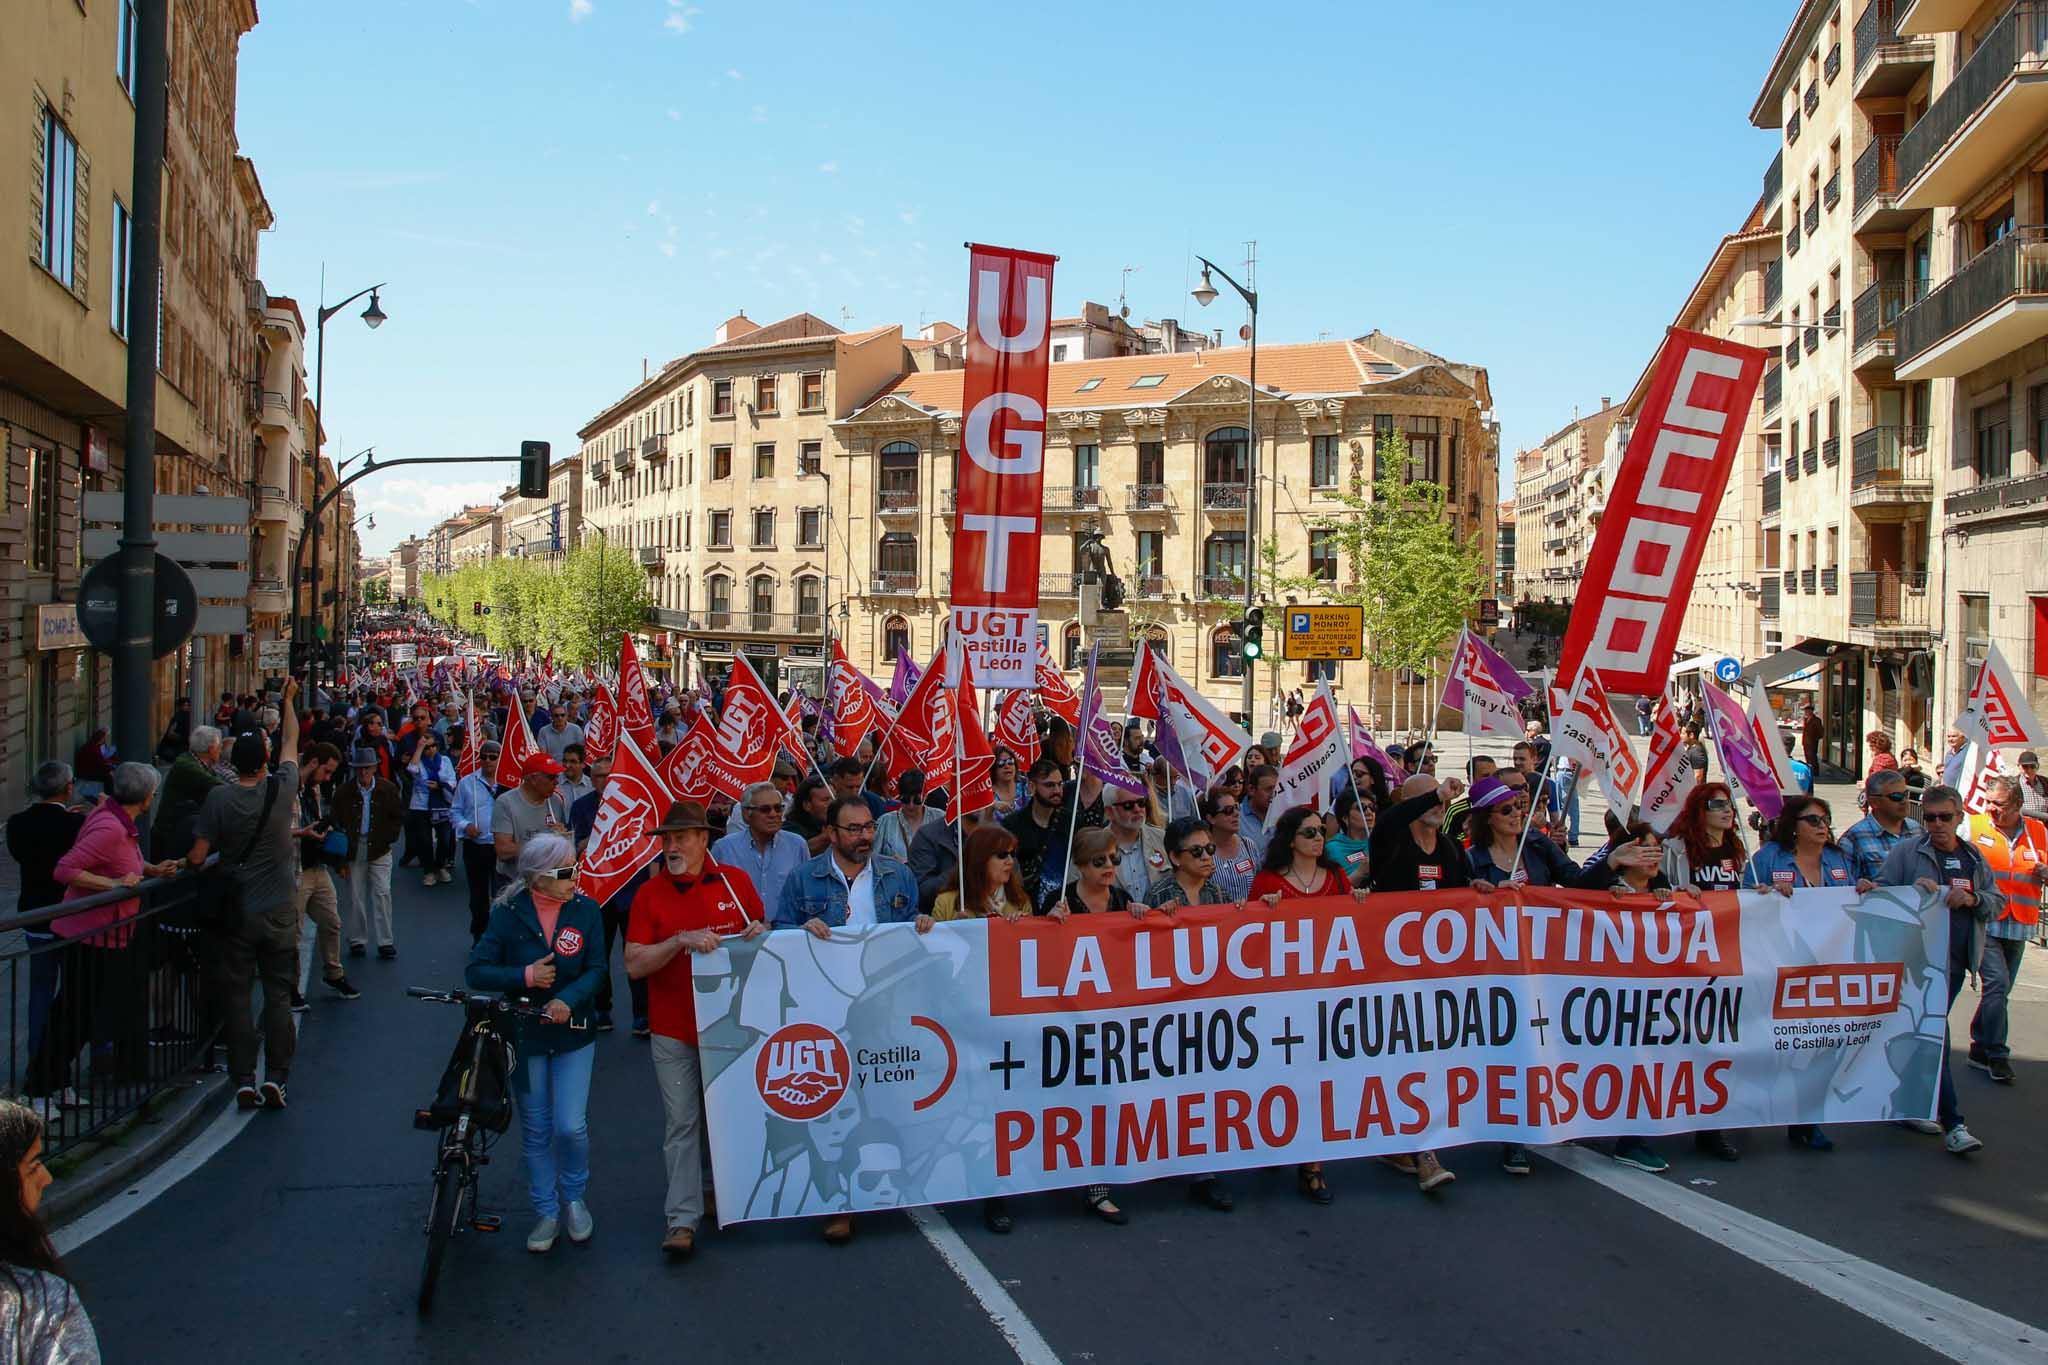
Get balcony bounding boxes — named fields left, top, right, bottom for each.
left=1764, top=149, right=1784, bottom=224
left=1763, top=363, right=1783, bottom=414
left=1898, top=225, right=2048, bottom=377
left=1202, top=483, right=1249, bottom=514
left=589, top=458, right=608, bottom=481
left=1783, top=569, right=1798, bottom=595
left=1040, top=573, right=1078, bottom=596
left=1801, top=567, right=1818, bottom=594
left=1806, top=82, right=1821, bottom=116
left=1788, top=219, right=1802, bottom=257
left=689, top=610, right=822, bottom=636
left=1896, top=3, right=2048, bottom=211
left=1787, top=446, right=1802, bottom=480
left=1852, top=135, right=1912, bottom=234
left=254, top=483, right=290, bottom=522
left=1849, top=426, right=1933, bottom=510
left=1804, top=445, right=1820, bottom=475
left=245, top=277, right=266, bottom=315
left=1787, top=334, right=1802, bottom=369
left=1789, top=107, right=1803, bottom=145
left=612, top=447, right=634, bottom=472
left=1822, top=566, right=1840, bottom=594
left=1804, top=319, right=1822, bottom=353
left=1199, top=574, right=1244, bottom=598
left=1762, top=576, right=1782, bottom=617
left=870, top=572, right=918, bottom=595
left=1125, top=483, right=1174, bottom=513
left=1898, top=0, right=1981, bottom=33
left=258, top=389, right=291, bottom=431
left=250, top=577, right=288, bottom=613
left=1765, top=257, right=1784, bottom=312
left=641, top=434, right=667, bottom=461
left=1856, top=2, right=1936, bottom=96
left=1848, top=570, right=1932, bottom=636
left=1763, top=469, right=1782, bottom=518
left=1823, top=435, right=1841, bottom=466
left=877, top=487, right=920, bottom=518
left=1133, top=575, right=1168, bottom=599
left=1044, top=485, right=1108, bottom=514
left=1828, top=40, right=1844, bottom=82
left=1851, top=279, right=1910, bottom=370
left=1804, top=200, right=1821, bottom=237
left=637, top=546, right=662, bottom=568
left=1945, top=466, right=2048, bottom=518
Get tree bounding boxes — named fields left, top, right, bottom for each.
left=362, top=577, right=391, bottom=606
left=544, top=536, right=653, bottom=669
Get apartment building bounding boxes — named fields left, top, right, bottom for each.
left=576, top=311, right=930, bottom=696
left=250, top=293, right=308, bottom=649
left=1509, top=402, right=1625, bottom=612
left=449, top=506, right=502, bottom=568
left=1884, top=0, right=2048, bottom=723
left=831, top=337, right=1496, bottom=725
left=394, top=537, right=422, bottom=602
left=500, top=459, right=582, bottom=564
left=1495, top=501, right=1517, bottom=621
left=3, top=0, right=269, bottom=806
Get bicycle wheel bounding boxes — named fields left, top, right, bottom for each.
left=417, top=1157, right=465, bottom=1313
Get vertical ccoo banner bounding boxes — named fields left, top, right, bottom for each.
left=951, top=244, right=1056, bottom=687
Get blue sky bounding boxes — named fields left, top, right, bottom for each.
left=238, top=0, right=1793, bottom=558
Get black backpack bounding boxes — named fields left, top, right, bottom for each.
left=427, top=1019, right=516, bottom=1133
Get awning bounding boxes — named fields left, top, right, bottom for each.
left=1667, top=652, right=1724, bottom=677
left=1741, top=641, right=1836, bottom=688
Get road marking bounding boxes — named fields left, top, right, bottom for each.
left=906, top=1206, right=1063, bottom=1365
left=52, top=1102, right=256, bottom=1256
left=1543, top=1145, right=2048, bottom=1363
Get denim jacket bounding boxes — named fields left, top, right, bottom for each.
left=772, top=850, right=920, bottom=929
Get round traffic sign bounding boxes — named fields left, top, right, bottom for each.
left=1713, top=656, right=1742, bottom=684
left=75, top=552, right=199, bottom=660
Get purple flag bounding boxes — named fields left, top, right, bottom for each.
left=888, top=651, right=923, bottom=708
left=1700, top=682, right=1785, bottom=822
left=1347, top=706, right=1402, bottom=782
left=1079, top=645, right=1145, bottom=795
left=1440, top=628, right=1535, bottom=713
left=1139, top=653, right=1190, bottom=776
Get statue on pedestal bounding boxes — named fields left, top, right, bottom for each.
left=1074, top=520, right=1125, bottom=612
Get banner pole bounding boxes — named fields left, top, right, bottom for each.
left=1510, top=750, right=1557, bottom=876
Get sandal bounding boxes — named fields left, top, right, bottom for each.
left=1296, top=1165, right=1334, bottom=1205
left=1084, top=1185, right=1128, bottom=1226
left=982, top=1198, right=1013, bottom=1235
left=821, top=1215, right=855, bottom=1245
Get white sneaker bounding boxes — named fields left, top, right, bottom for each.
left=1898, top=1118, right=1943, bottom=1135
left=1944, top=1124, right=1983, bottom=1156
left=527, top=1215, right=559, bottom=1252
left=563, top=1199, right=594, bottom=1243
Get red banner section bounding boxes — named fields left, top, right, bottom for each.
left=1556, top=327, right=1767, bottom=696
left=579, top=730, right=671, bottom=909
left=951, top=244, right=1056, bottom=688
left=985, top=889, right=1744, bottom=1017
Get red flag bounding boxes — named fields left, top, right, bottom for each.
left=458, top=692, right=480, bottom=779
left=659, top=717, right=717, bottom=803
left=879, top=646, right=948, bottom=787
left=1034, top=640, right=1081, bottom=727
left=584, top=682, right=620, bottom=764
left=659, top=655, right=788, bottom=804
left=577, top=730, right=672, bottom=909
left=618, top=633, right=657, bottom=756
left=1638, top=693, right=1691, bottom=834
left=778, top=694, right=810, bottom=769
left=495, top=690, right=543, bottom=789
left=994, top=689, right=1041, bottom=768
left=825, top=639, right=887, bottom=758
left=945, top=674, right=997, bottom=821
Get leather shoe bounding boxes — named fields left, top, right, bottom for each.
left=662, top=1226, right=695, bottom=1258
left=1188, top=1178, right=1233, bottom=1212
left=821, top=1214, right=855, bottom=1245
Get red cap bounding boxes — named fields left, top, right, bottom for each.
left=520, top=753, right=564, bottom=779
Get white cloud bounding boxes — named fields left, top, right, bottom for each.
left=658, top=241, right=677, bottom=258
left=749, top=104, right=769, bottom=123
left=667, top=107, right=682, bottom=122
left=726, top=68, right=744, bottom=80
left=817, top=161, right=838, bottom=174
left=568, top=0, right=592, bottom=20
left=663, top=2, right=699, bottom=34
left=646, top=199, right=661, bottom=216
left=899, top=208, right=919, bottom=226
left=357, top=477, right=510, bottom=556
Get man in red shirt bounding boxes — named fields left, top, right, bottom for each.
left=625, top=800, right=765, bottom=1260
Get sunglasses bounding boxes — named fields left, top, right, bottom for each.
left=1923, top=810, right=1959, bottom=822
left=1110, top=799, right=1147, bottom=811
left=1704, top=798, right=1732, bottom=811
left=544, top=865, right=577, bottom=880
left=747, top=804, right=783, bottom=815
left=1178, top=845, right=1216, bottom=858
left=1796, top=813, right=1829, bottom=828
left=1212, top=805, right=1240, bottom=816
left=1876, top=791, right=1908, bottom=803
left=1296, top=828, right=1326, bottom=840
left=1083, top=856, right=1115, bottom=869
left=992, top=850, right=1016, bottom=860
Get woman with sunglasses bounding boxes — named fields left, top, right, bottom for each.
left=1325, top=789, right=1373, bottom=886
left=1663, top=783, right=1749, bottom=896
left=1464, top=776, right=1592, bottom=888
left=1742, top=794, right=1854, bottom=1152
left=1199, top=792, right=1260, bottom=902
left=466, top=832, right=607, bottom=1251
left=1145, top=817, right=1231, bottom=910
left=988, top=750, right=1025, bottom=817
left=873, top=769, right=930, bottom=863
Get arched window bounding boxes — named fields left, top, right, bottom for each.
left=882, top=615, right=910, bottom=662
left=750, top=574, right=776, bottom=630
left=1062, top=622, right=1083, bottom=670
left=707, top=573, right=731, bottom=626
left=795, top=575, right=822, bottom=629
left=1142, top=625, right=1170, bottom=662
left=1211, top=624, right=1244, bottom=680
left=1204, top=426, right=1249, bottom=485
left=879, top=441, right=919, bottom=512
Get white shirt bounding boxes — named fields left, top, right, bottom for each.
left=828, top=854, right=877, bottom=929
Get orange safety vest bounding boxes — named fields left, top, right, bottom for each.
left=1964, top=813, right=2048, bottom=926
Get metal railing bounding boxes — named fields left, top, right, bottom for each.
left=1849, top=569, right=1931, bottom=627
left=1788, top=220, right=1803, bottom=258
left=877, top=487, right=920, bottom=514
left=1765, top=148, right=1784, bottom=207
left=1789, top=107, right=1803, bottom=145
left=1854, top=135, right=1902, bottom=215
left=1765, top=258, right=1784, bottom=311
left=1785, top=570, right=1800, bottom=594
left=1823, top=302, right=1842, bottom=336
left=1787, top=446, right=1802, bottom=480
left=1040, top=573, right=1078, bottom=596
left=1851, top=425, right=1932, bottom=489
left=1133, top=575, right=1168, bottom=598
left=1853, top=279, right=1910, bottom=357
left=1763, top=469, right=1782, bottom=515
left=694, top=610, right=824, bottom=635
left=1822, top=435, right=1840, bottom=466
left=1125, top=483, right=1172, bottom=511
left=1762, top=576, right=1782, bottom=616
left=1898, top=225, right=2048, bottom=365
left=1805, top=199, right=1820, bottom=234
left=0, top=864, right=218, bottom=1161
left=1787, top=333, right=1802, bottom=367
left=1043, top=485, right=1107, bottom=513
left=870, top=572, right=918, bottom=594
left=1824, top=169, right=1841, bottom=210
left=1805, top=81, right=1821, bottom=116
left=1763, top=363, right=1783, bottom=413
left=1803, top=445, right=1820, bottom=474
left=1202, top=483, right=1249, bottom=511
left=1946, top=467, right=2048, bottom=516
left=637, top=546, right=662, bottom=566
left=1826, top=41, right=1842, bottom=83
left=1821, top=566, right=1840, bottom=594
left=1899, top=2, right=2048, bottom=192
left=1802, top=567, right=1818, bottom=594
left=1804, top=318, right=1821, bottom=353
left=1199, top=574, right=1243, bottom=598
left=612, top=448, right=634, bottom=472
left=1856, top=1, right=1907, bottom=78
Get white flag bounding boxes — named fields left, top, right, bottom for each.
left=1638, top=693, right=1692, bottom=834
left=1275, top=680, right=1345, bottom=815
left=1461, top=678, right=1524, bottom=737
left=1744, top=685, right=1800, bottom=791
left=1550, top=668, right=1642, bottom=814
left=1958, top=643, right=2048, bottom=750
left=1961, top=743, right=2010, bottom=815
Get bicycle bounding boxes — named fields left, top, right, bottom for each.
left=406, top=987, right=577, bottom=1312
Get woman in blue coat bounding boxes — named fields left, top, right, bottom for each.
left=466, top=832, right=606, bottom=1252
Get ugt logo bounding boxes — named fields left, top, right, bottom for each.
left=755, top=1023, right=850, bottom=1121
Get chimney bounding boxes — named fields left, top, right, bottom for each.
left=715, top=311, right=758, bottom=345
left=1601, top=396, right=1611, bottom=410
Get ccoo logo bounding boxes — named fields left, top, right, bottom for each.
left=755, top=1023, right=850, bottom=1121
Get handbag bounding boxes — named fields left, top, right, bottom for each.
left=321, top=829, right=351, bottom=860
left=188, top=776, right=281, bottom=934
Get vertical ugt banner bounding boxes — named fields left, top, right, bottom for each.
left=951, top=245, right=1056, bottom=687
left=1556, top=327, right=1767, bottom=697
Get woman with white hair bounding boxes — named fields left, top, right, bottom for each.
left=465, top=832, right=605, bottom=1253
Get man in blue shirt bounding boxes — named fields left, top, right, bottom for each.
left=773, top=797, right=922, bottom=934
left=712, top=780, right=809, bottom=914
left=1840, top=769, right=1920, bottom=882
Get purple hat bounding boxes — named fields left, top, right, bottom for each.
left=1469, top=776, right=1519, bottom=810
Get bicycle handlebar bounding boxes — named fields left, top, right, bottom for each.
left=406, top=986, right=587, bottom=1029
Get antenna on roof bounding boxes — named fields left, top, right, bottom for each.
left=1118, top=266, right=1139, bottom=320
left=840, top=305, right=853, bottom=324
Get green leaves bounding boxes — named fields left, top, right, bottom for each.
left=417, top=538, right=653, bottom=669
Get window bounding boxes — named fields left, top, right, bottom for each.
left=883, top=616, right=910, bottom=662
left=712, top=380, right=733, bottom=417
left=1309, top=528, right=1338, bottom=582
left=1975, top=399, right=2012, bottom=482
left=1204, top=427, right=1248, bottom=485
left=1202, top=532, right=1245, bottom=590
left=877, top=534, right=917, bottom=577
left=1142, top=626, right=1170, bottom=662
left=1129, top=374, right=1167, bottom=390
left=712, top=445, right=732, bottom=479
left=753, top=443, right=774, bottom=479
left=119, top=1, right=139, bottom=97
left=752, top=509, right=775, bottom=547
left=1406, top=416, right=1441, bottom=482
left=1311, top=434, right=1340, bottom=488
left=754, top=375, right=777, bottom=412
left=1212, top=625, right=1244, bottom=679
left=26, top=444, right=57, bottom=573
left=710, top=511, right=732, bottom=547
left=1075, top=377, right=1104, bottom=393
left=879, top=441, right=918, bottom=507
left=37, top=105, right=82, bottom=291
left=1056, top=621, right=1080, bottom=669
left=111, top=198, right=131, bottom=338
left=799, top=372, right=825, bottom=411
left=707, top=574, right=731, bottom=619
left=798, top=507, right=822, bottom=548
left=799, top=439, right=822, bottom=475
left=1306, top=659, right=1338, bottom=684
left=2032, top=385, right=2048, bottom=470
left=684, top=512, right=691, bottom=549
left=750, top=575, right=775, bottom=622
left=685, top=388, right=695, bottom=425
left=1073, top=443, right=1099, bottom=489
left=1134, top=530, right=1163, bottom=578
left=1372, top=414, right=1396, bottom=479
left=796, top=576, right=821, bottom=623
left=1137, top=441, right=1164, bottom=485
left=1826, top=395, right=1839, bottom=441
left=1052, top=345, right=1069, bottom=362
left=1962, top=594, right=1991, bottom=675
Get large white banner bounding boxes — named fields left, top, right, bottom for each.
left=696, top=887, right=1946, bottom=1224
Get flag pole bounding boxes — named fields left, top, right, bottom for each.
left=1509, top=749, right=1556, bottom=877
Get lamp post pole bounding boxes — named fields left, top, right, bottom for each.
left=1192, top=253, right=1259, bottom=725
left=305, top=278, right=386, bottom=690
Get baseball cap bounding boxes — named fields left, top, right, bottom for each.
left=520, top=753, right=564, bottom=779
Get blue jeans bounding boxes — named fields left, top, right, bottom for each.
left=1939, top=909, right=1972, bottom=1130
left=1972, top=935, right=2026, bottom=1062
left=1556, top=779, right=1581, bottom=844
left=517, top=1043, right=594, bottom=1218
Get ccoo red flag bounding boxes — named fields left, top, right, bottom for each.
left=584, top=681, right=620, bottom=764
left=617, top=633, right=657, bottom=755
left=577, top=729, right=672, bottom=909
left=495, top=690, right=543, bottom=788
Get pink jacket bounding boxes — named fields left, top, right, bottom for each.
left=52, top=799, right=144, bottom=943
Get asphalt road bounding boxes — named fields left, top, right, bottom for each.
left=58, top=845, right=2048, bottom=1365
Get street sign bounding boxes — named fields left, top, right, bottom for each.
left=74, top=553, right=198, bottom=660
left=1478, top=598, right=1500, bottom=626
left=1714, top=656, right=1742, bottom=684
left=258, top=639, right=292, bottom=671
left=389, top=644, right=418, bottom=664
left=1280, top=604, right=1364, bottom=661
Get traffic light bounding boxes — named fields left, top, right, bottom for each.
left=519, top=440, right=550, bottom=498
left=1241, top=606, right=1265, bottom=662
left=472, top=601, right=482, bottom=616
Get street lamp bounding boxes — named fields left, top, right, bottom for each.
left=1191, top=252, right=1259, bottom=724
left=304, top=277, right=389, bottom=687
left=1731, top=315, right=1842, bottom=337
